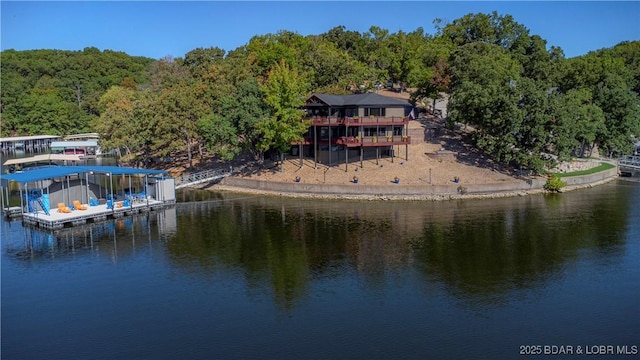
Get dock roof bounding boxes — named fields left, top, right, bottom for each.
left=3, top=154, right=83, bottom=166
left=1, top=166, right=168, bottom=184
left=0, top=135, right=61, bottom=142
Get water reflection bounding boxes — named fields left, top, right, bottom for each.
left=3, top=182, right=635, bottom=312
left=3, top=207, right=178, bottom=263
left=163, top=183, right=634, bottom=309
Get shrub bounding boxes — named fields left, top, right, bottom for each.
left=544, top=175, right=566, bottom=192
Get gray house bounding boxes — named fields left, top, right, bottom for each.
left=294, top=93, right=414, bottom=168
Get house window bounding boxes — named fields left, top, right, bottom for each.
left=320, top=127, right=329, bottom=140
left=393, top=126, right=403, bottom=136
left=363, top=127, right=377, bottom=136
left=364, top=108, right=386, bottom=117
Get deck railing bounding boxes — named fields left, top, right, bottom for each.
left=306, top=116, right=408, bottom=126
left=312, top=135, right=411, bottom=146
left=174, top=163, right=254, bottom=189
left=619, top=156, right=640, bottom=169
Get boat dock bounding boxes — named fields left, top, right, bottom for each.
left=20, top=198, right=170, bottom=230
left=0, top=135, right=62, bottom=154
left=1, top=165, right=176, bottom=229
left=619, top=155, right=640, bottom=178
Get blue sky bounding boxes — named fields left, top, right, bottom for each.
left=1, top=1, right=639, bottom=59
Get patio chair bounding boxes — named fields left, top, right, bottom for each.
left=73, top=200, right=87, bottom=211
left=89, top=197, right=99, bottom=206
left=57, top=203, right=72, bottom=213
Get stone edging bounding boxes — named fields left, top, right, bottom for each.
left=203, top=167, right=619, bottom=201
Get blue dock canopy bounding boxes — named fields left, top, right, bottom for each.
left=1, top=166, right=168, bottom=184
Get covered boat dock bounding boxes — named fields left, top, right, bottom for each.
left=1, top=165, right=175, bottom=229
left=0, top=135, right=61, bottom=154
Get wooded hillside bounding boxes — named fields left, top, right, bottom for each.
left=1, top=12, right=638, bottom=173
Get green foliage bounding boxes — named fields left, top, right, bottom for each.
left=544, top=175, right=567, bottom=192
left=554, top=162, right=615, bottom=177
left=0, top=48, right=152, bottom=136
left=197, top=113, right=238, bottom=161
left=2, top=14, right=637, bottom=174
left=257, top=60, right=310, bottom=155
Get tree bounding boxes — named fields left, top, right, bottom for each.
left=560, top=53, right=640, bottom=156
left=245, top=31, right=307, bottom=79
left=439, top=11, right=531, bottom=52
left=448, top=42, right=558, bottom=172
left=551, top=88, right=604, bottom=159
left=153, top=81, right=209, bottom=169
left=183, top=47, right=226, bottom=79
left=93, top=86, right=138, bottom=162
left=197, top=112, right=239, bottom=161
left=257, top=60, right=310, bottom=168
left=593, top=68, right=640, bottom=156
left=224, top=78, right=271, bottom=158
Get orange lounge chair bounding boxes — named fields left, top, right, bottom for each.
left=73, top=200, right=87, bottom=211
left=57, top=203, right=72, bottom=213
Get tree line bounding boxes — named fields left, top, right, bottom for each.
left=1, top=11, right=638, bottom=173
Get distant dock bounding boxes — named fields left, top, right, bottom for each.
left=619, top=155, right=640, bottom=178
left=0, top=135, right=61, bottom=154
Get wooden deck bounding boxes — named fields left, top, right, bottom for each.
left=21, top=199, right=169, bottom=230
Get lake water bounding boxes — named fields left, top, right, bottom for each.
left=1, top=180, right=639, bottom=359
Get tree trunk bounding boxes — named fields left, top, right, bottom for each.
left=115, top=148, right=122, bottom=166
left=280, top=152, right=284, bottom=173
left=187, top=141, right=193, bottom=169
left=181, top=128, right=193, bottom=169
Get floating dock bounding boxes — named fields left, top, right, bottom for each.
left=20, top=199, right=171, bottom=230
left=1, top=165, right=176, bottom=229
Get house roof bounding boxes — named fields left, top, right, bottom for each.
left=308, top=93, right=411, bottom=107
left=1, top=166, right=168, bottom=184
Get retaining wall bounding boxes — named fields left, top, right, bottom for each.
left=219, top=167, right=619, bottom=199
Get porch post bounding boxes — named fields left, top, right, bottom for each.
left=405, top=122, right=409, bottom=161
left=79, top=173, right=84, bottom=204
left=128, top=175, right=133, bottom=208
left=313, top=125, right=317, bottom=167
left=66, top=176, right=71, bottom=206
left=19, top=184, right=24, bottom=215
left=376, top=124, right=379, bottom=165
left=345, top=145, right=348, bottom=172
left=109, top=172, right=114, bottom=214
left=85, top=172, right=90, bottom=204
left=328, top=115, right=332, bottom=167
